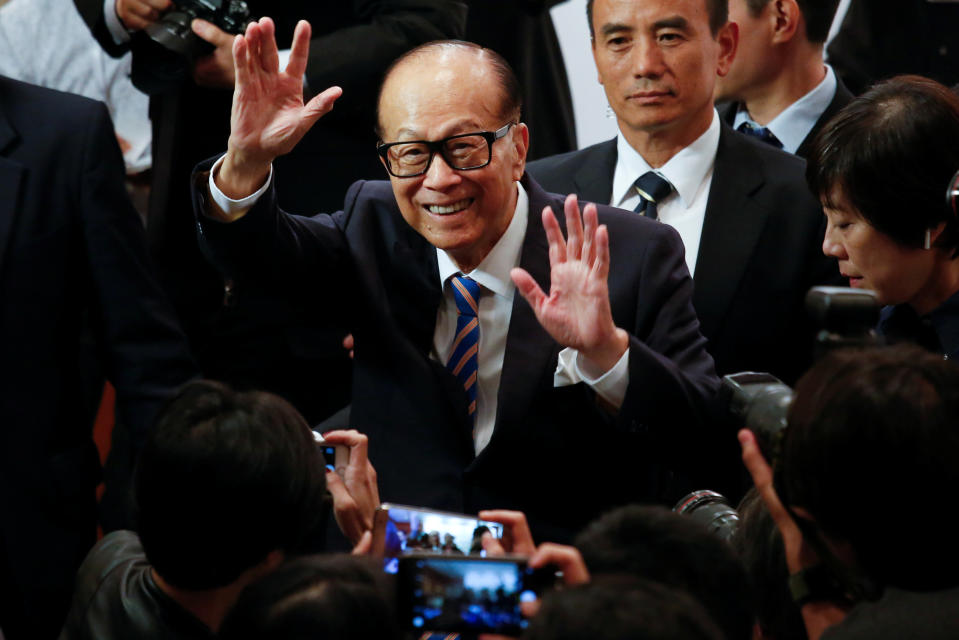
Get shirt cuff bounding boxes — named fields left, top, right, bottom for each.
left=207, top=154, right=273, bottom=217
left=553, top=347, right=630, bottom=408
left=103, top=0, right=131, bottom=44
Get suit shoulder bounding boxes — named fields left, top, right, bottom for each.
left=0, top=76, right=106, bottom=122
left=526, top=139, right=616, bottom=184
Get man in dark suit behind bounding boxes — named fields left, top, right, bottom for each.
left=714, top=0, right=852, bottom=159
left=528, top=0, right=839, bottom=388
left=0, top=76, right=196, bottom=639
left=195, top=20, right=721, bottom=543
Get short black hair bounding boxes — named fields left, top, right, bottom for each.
left=743, top=0, right=840, bottom=42
left=782, top=345, right=959, bottom=590
left=575, top=505, right=754, bottom=640
left=732, top=489, right=805, bottom=640
left=135, top=381, right=328, bottom=590
left=587, top=0, right=729, bottom=38
left=807, top=75, right=959, bottom=255
left=524, top=576, right=725, bottom=640
left=376, top=40, right=522, bottom=138
left=218, top=554, right=398, bottom=640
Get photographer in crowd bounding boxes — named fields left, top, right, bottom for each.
left=59, top=381, right=379, bottom=639
left=741, top=345, right=959, bottom=639
left=809, top=75, right=959, bottom=357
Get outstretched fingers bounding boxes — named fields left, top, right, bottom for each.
left=256, top=17, right=279, bottom=74
left=542, top=205, right=567, bottom=266
left=511, top=267, right=546, bottom=313
left=285, top=19, right=312, bottom=79
left=593, top=221, right=610, bottom=282
left=564, top=194, right=584, bottom=261
left=582, top=202, right=599, bottom=267
left=303, top=86, right=343, bottom=124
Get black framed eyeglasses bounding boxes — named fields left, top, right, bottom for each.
left=376, top=123, right=515, bottom=178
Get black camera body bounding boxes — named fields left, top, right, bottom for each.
left=725, top=286, right=881, bottom=465
left=145, top=0, right=253, bottom=60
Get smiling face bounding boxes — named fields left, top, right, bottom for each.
left=376, top=48, right=529, bottom=273
left=822, top=196, right=939, bottom=310
left=590, top=0, right=737, bottom=149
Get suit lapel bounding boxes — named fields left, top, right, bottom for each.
left=571, top=139, right=617, bottom=205
left=388, top=222, right=442, bottom=357
left=0, top=107, right=23, bottom=282
left=693, top=125, right=768, bottom=339
left=493, top=177, right=561, bottom=436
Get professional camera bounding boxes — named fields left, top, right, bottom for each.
left=673, top=490, right=740, bottom=542
left=723, top=286, right=880, bottom=465
left=145, top=0, right=253, bottom=60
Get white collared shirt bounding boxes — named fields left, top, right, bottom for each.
left=208, top=167, right=629, bottom=456
left=610, top=110, right=720, bottom=276
left=733, top=65, right=838, bottom=155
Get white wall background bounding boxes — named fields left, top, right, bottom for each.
left=548, top=0, right=853, bottom=150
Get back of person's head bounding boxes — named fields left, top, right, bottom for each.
left=807, top=75, right=959, bottom=254
left=523, top=576, right=724, bottom=640
left=135, top=380, right=328, bottom=590
left=575, top=505, right=753, bottom=640
left=783, top=345, right=959, bottom=590
left=217, top=554, right=399, bottom=640
left=733, top=489, right=805, bottom=640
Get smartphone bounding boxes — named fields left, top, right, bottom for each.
left=372, top=503, right=504, bottom=566
left=396, top=554, right=553, bottom=636
left=311, top=430, right=349, bottom=475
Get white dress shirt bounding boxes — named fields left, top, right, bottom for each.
left=732, top=65, right=838, bottom=155
left=208, top=162, right=630, bottom=455
left=610, top=110, right=720, bottom=276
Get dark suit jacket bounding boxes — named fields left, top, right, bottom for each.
left=527, top=124, right=840, bottom=386
left=717, top=77, right=854, bottom=159
left=464, top=0, right=576, bottom=160
left=0, top=77, right=195, bottom=640
left=827, top=0, right=959, bottom=96
left=71, top=0, right=467, bottom=425
left=195, top=167, right=720, bottom=542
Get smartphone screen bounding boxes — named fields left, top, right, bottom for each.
left=397, top=556, right=538, bottom=635
left=377, top=504, right=504, bottom=573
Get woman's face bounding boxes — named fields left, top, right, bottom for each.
left=822, top=199, right=939, bottom=310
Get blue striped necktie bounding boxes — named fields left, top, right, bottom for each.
left=447, top=275, right=481, bottom=425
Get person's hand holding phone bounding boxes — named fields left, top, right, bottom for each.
left=321, top=429, right=379, bottom=546
left=478, top=509, right=536, bottom=555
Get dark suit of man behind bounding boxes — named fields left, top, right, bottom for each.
left=529, top=125, right=833, bottom=385
left=197, top=171, right=719, bottom=542
left=0, top=77, right=195, bottom=639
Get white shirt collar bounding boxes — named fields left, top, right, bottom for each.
left=733, top=64, right=838, bottom=154
left=436, top=182, right=529, bottom=299
left=612, top=109, right=720, bottom=210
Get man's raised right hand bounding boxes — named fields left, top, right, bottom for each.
left=217, top=17, right=341, bottom=199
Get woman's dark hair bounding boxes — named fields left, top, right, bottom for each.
left=733, top=489, right=805, bottom=640
left=781, top=345, right=959, bottom=590
left=218, top=554, right=398, bottom=640
left=807, top=75, right=959, bottom=254
left=135, top=381, right=328, bottom=590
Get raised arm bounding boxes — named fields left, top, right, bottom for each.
left=214, top=18, right=341, bottom=207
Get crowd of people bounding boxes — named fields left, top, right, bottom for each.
left=2, top=0, right=959, bottom=638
